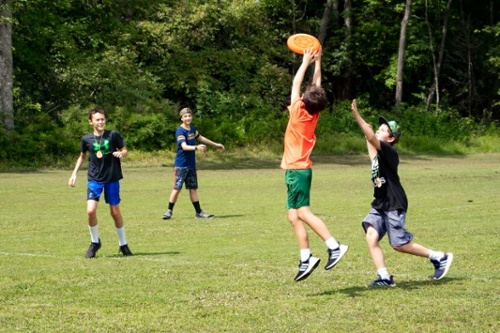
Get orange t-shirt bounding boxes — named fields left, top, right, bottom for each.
left=281, top=98, right=319, bottom=169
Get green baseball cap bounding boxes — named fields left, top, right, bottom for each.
left=379, top=116, right=401, bottom=143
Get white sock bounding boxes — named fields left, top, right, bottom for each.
left=300, top=249, right=311, bottom=262
left=429, top=250, right=445, bottom=261
left=377, top=268, right=390, bottom=280
left=89, top=225, right=99, bottom=243
left=325, top=237, right=340, bottom=250
left=116, top=227, right=127, bottom=246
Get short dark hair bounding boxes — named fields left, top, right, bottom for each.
left=88, top=108, right=106, bottom=120
left=302, top=85, right=328, bottom=115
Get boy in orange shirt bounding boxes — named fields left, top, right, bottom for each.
left=281, top=48, right=348, bottom=281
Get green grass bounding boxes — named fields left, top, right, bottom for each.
left=1, top=153, right=499, bottom=332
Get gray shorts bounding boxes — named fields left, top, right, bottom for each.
left=362, top=208, right=413, bottom=247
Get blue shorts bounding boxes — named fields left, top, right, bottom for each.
left=173, top=167, right=198, bottom=190
left=87, top=181, right=121, bottom=206
left=362, top=208, right=413, bottom=247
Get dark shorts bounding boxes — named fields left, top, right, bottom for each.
left=173, top=167, right=198, bottom=190
left=87, top=180, right=121, bottom=206
left=285, top=169, right=312, bottom=209
left=362, top=208, right=414, bottom=247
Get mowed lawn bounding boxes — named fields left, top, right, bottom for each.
left=1, top=154, right=499, bottom=332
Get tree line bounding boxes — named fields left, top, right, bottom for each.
left=0, top=0, right=498, bottom=166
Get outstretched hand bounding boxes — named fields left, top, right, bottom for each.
left=351, top=99, right=358, bottom=115
left=302, top=48, right=319, bottom=65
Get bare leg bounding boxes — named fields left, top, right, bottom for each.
left=189, top=189, right=199, bottom=202
left=288, top=209, right=309, bottom=249
left=109, top=205, right=124, bottom=228
left=366, top=226, right=386, bottom=270
left=393, top=242, right=430, bottom=258
left=297, top=206, right=332, bottom=241
left=87, top=200, right=99, bottom=227
left=169, top=188, right=182, bottom=203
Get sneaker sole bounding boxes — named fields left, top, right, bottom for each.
left=434, top=253, right=454, bottom=280
left=295, top=257, right=321, bottom=282
left=325, top=245, right=349, bottom=270
left=367, top=282, right=397, bottom=288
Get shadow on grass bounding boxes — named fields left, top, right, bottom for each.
left=312, top=276, right=464, bottom=298
left=110, top=251, right=181, bottom=258
left=214, top=214, right=245, bottom=219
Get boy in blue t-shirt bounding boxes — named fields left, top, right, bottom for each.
left=163, top=108, right=225, bottom=220
left=351, top=99, right=453, bottom=287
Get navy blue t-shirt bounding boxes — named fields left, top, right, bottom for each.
left=80, top=130, right=125, bottom=183
left=370, top=141, right=408, bottom=211
left=174, top=125, right=199, bottom=168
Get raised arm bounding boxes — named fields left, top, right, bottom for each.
left=291, top=48, right=318, bottom=103
left=312, top=47, right=322, bottom=88
left=351, top=99, right=380, bottom=160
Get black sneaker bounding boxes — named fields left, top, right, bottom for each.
left=85, top=239, right=101, bottom=258
left=294, top=255, right=320, bottom=282
left=325, top=244, right=349, bottom=270
left=368, top=275, right=396, bottom=288
left=119, top=244, right=133, bottom=256
left=431, top=253, right=453, bottom=280
left=162, top=209, right=172, bottom=220
left=195, top=211, right=214, bottom=219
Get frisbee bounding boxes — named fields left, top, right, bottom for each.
left=287, top=33, right=321, bottom=54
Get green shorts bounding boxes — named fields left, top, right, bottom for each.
left=285, top=169, right=312, bottom=209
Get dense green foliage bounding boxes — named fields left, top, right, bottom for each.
left=1, top=0, right=499, bottom=167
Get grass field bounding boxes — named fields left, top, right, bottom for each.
left=1, top=153, right=499, bottom=332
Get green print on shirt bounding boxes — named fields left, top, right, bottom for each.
left=371, top=155, right=386, bottom=188
left=93, top=140, right=111, bottom=154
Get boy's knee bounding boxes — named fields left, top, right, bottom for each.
left=365, top=225, right=378, bottom=240
left=392, top=245, right=405, bottom=252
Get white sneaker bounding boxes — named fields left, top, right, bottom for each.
left=431, top=253, right=453, bottom=280
left=325, top=244, right=349, bottom=270
left=294, top=255, right=321, bottom=282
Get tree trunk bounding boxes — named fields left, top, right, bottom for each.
left=341, top=0, right=353, bottom=100
left=395, top=0, right=412, bottom=107
left=318, top=0, right=336, bottom=46
left=426, top=0, right=453, bottom=114
left=0, top=0, right=14, bottom=133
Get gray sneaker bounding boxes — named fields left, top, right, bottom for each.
left=162, top=209, right=172, bottom=220
left=195, top=211, right=214, bottom=219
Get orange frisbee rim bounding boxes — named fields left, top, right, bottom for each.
left=287, top=33, right=321, bottom=54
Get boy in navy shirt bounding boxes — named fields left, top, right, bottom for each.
left=163, top=108, right=224, bottom=220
